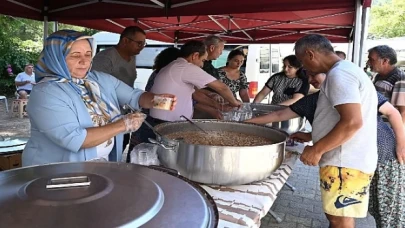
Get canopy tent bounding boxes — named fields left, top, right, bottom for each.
left=2, top=0, right=371, bottom=44
left=1, top=0, right=372, bottom=65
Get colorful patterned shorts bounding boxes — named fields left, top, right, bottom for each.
left=319, top=166, right=374, bottom=218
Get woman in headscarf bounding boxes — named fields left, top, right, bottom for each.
left=22, top=30, right=176, bottom=166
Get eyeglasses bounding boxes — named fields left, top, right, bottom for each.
left=125, top=37, right=147, bottom=47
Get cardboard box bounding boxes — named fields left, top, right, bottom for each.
left=0, top=153, right=22, bottom=171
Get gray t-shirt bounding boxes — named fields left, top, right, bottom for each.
left=91, top=47, right=137, bottom=87
left=312, top=60, right=378, bottom=174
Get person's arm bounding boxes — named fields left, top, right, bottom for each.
left=27, top=87, right=119, bottom=152
left=192, top=90, right=219, bottom=109
left=82, top=121, right=125, bottom=148
left=206, top=80, right=240, bottom=107
left=397, top=106, right=405, bottom=124
left=278, top=93, right=304, bottom=106
left=253, top=87, right=271, bottom=103
left=253, top=75, right=275, bottom=103
left=279, top=78, right=310, bottom=105
left=15, top=74, right=29, bottom=86
left=194, top=103, right=222, bottom=119
left=379, top=102, right=405, bottom=164
left=245, top=108, right=298, bottom=125
left=239, top=89, right=250, bottom=103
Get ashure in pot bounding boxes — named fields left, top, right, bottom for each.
left=151, top=120, right=288, bottom=185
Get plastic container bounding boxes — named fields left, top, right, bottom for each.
left=153, top=96, right=173, bottom=110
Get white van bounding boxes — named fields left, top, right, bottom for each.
left=92, top=32, right=282, bottom=100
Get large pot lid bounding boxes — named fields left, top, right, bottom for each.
left=0, top=162, right=217, bottom=228
left=0, top=136, right=28, bottom=153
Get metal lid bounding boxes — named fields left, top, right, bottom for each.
left=0, top=162, right=216, bottom=228
left=0, top=136, right=28, bottom=153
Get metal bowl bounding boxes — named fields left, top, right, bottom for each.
left=152, top=120, right=288, bottom=185
left=250, top=103, right=306, bottom=134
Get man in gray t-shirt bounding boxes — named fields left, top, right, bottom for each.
left=92, top=26, right=146, bottom=87
left=293, top=34, right=377, bottom=228
left=92, top=26, right=147, bottom=161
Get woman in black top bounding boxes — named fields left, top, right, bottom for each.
left=253, top=55, right=309, bottom=105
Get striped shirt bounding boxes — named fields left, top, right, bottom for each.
left=265, top=72, right=309, bottom=104
left=374, top=67, right=405, bottom=107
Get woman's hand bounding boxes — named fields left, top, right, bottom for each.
left=122, top=112, right=146, bottom=132
left=396, top=143, right=405, bottom=165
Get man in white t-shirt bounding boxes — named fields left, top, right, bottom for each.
left=293, top=34, right=378, bottom=228
left=15, top=63, right=36, bottom=99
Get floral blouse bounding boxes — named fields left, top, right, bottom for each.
left=218, top=68, right=249, bottom=97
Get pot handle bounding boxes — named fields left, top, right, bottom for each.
left=46, top=176, right=91, bottom=189
left=148, top=138, right=176, bottom=150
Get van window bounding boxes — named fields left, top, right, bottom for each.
left=136, top=45, right=174, bottom=69
left=259, top=46, right=270, bottom=73
left=212, top=45, right=248, bottom=73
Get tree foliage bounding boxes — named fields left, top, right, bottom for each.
left=0, top=15, right=98, bottom=96
left=369, top=0, right=405, bottom=38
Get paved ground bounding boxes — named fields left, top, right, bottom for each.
left=261, top=160, right=377, bottom=228
left=0, top=97, right=377, bottom=228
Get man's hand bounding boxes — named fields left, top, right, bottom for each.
left=289, top=132, right=312, bottom=143
left=300, top=145, right=322, bottom=166
left=396, top=143, right=405, bottom=165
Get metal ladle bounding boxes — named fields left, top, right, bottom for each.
left=180, top=115, right=209, bottom=134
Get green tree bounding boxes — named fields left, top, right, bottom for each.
left=0, top=15, right=99, bottom=96
left=369, top=0, right=405, bottom=38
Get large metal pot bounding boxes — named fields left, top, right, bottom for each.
left=250, top=103, right=306, bottom=134
left=0, top=162, right=218, bottom=228
left=151, top=120, right=288, bottom=186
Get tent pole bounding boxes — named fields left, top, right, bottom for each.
left=352, top=0, right=363, bottom=66
left=359, top=7, right=370, bottom=68
left=43, top=16, right=48, bottom=46
left=347, top=41, right=353, bottom=62
left=53, top=21, right=59, bottom=32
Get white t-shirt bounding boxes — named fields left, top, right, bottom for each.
left=150, top=58, right=217, bottom=121
left=15, top=72, right=35, bottom=91
left=312, top=60, right=378, bottom=174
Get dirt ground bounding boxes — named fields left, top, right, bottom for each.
left=0, top=98, right=30, bottom=138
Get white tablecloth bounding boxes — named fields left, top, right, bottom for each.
left=201, top=145, right=304, bottom=228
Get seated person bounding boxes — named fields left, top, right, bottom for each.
left=15, top=64, right=35, bottom=99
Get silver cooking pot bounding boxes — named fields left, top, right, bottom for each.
left=150, top=120, right=288, bottom=186
left=0, top=162, right=218, bottom=228
left=250, top=103, right=306, bottom=134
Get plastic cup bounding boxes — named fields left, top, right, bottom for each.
left=153, top=95, right=173, bottom=110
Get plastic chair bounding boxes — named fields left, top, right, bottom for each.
left=0, top=96, right=9, bottom=112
